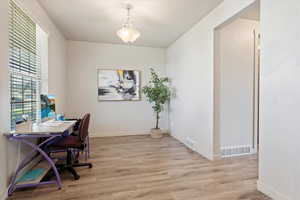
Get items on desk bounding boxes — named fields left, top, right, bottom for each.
left=41, top=94, right=56, bottom=120
left=13, top=94, right=58, bottom=131
left=56, top=114, right=65, bottom=121
left=41, top=94, right=65, bottom=121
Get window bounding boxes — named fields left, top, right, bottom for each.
left=9, top=0, right=40, bottom=128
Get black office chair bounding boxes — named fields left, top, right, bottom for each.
left=66, top=116, right=90, bottom=161
left=51, top=113, right=92, bottom=180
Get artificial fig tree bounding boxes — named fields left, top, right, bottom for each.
left=142, top=68, right=172, bottom=130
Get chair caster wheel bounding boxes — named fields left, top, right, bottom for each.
left=74, top=175, right=80, bottom=180
left=89, top=164, right=93, bottom=168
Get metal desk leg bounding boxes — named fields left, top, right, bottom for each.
left=8, top=136, right=62, bottom=196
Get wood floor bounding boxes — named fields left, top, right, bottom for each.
left=9, top=135, right=271, bottom=200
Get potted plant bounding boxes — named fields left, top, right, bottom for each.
left=143, top=68, right=172, bottom=138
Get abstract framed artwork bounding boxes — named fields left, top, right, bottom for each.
left=97, top=69, right=141, bottom=101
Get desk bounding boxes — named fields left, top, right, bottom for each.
left=6, top=120, right=76, bottom=196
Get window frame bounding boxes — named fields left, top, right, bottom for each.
left=9, top=0, right=41, bottom=129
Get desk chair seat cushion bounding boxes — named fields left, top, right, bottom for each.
left=53, top=136, right=84, bottom=149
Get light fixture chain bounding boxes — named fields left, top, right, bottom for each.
left=126, top=6, right=131, bottom=26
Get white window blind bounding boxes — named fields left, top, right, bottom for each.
left=9, top=0, right=40, bottom=128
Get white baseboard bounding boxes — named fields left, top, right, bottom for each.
left=257, top=180, right=291, bottom=200
left=1, top=189, right=8, bottom=200
left=170, top=133, right=213, bottom=160
left=213, top=153, right=222, bottom=160
left=90, top=129, right=169, bottom=138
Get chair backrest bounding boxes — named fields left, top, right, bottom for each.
left=78, top=113, right=90, bottom=142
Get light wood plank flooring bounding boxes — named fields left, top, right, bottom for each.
left=9, top=135, right=271, bottom=200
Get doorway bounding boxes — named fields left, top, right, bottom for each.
left=213, top=1, right=260, bottom=158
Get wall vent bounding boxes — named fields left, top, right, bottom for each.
left=221, top=145, right=252, bottom=157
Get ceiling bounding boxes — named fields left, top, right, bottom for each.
left=38, top=0, right=224, bottom=48
left=240, top=1, right=260, bottom=21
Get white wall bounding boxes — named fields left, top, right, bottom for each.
left=0, top=0, right=67, bottom=198
left=258, top=0, right=300, bottom=199
left=166, top=0, right=256, bottom=160
left=215, top=18, right=259, bottom=152
left=0, top=0, right=10, bottom=198
left=66, top=41, right=167, bottom=137
left=37, top=25, right=49, bottom=95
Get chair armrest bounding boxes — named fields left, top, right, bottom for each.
left=65, top=118, right=79, bottom=121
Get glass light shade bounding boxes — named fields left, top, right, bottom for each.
left=117, top=26, right=141, bottom=43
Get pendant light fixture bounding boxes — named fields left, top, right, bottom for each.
left=117, top=4, right=140, bottom=43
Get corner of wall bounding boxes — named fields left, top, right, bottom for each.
left=257, top=180, right=291, bottom=200
left=165, top=0, right=257, bottom=163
